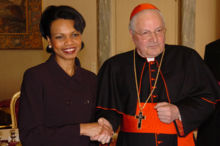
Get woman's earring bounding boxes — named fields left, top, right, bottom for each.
left=48, top=45, right=52, bottom=48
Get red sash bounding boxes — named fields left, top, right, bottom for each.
left=121, top=103, right=195, bottom=146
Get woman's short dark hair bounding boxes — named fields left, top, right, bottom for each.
left=39, top=5, right=86, bottom=53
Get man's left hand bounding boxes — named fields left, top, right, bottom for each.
left=154, top=102, right=181, bottom=124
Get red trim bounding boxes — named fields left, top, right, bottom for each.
left=159, top=68, right=171, bottom=103
left=175, top=119, right=185, bottom=136
left=138, top=61, right=147, bottom=97
left=216, top=99, right=220, bottom=102
left=155, top=133, right=158, bottom=146
left=96, top=106, right=124, bottom=115
left=200, top=97, right=216, bottom=104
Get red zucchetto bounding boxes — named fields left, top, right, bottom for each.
left=130, top=3, right=159, bottom=20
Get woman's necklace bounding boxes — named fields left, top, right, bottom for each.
left=133, top=49, right=165, bottom=129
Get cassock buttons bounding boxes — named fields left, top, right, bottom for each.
left=151, top=77, right=156, bottom=81
left=152, top=95, right=157, bottom=98
left=84, top=99, right=90, bottom=104
left=151, top=86, right=156, bottom=89
left=150, top=61, right=155, bottom=65
left=65, top=99, right=72, bottom=105
left=87, top=100, right=90, bottom=104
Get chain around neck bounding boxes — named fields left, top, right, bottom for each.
left=133, top=49, right=165, bottom=112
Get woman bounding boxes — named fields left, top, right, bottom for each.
left=18, top=5, right=112, bottom=146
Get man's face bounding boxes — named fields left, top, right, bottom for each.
left=130, top=10, right=166, bottom=58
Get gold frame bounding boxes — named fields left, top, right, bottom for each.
left=0, top=0, right=42, bottom=50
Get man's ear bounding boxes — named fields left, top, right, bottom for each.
left=129, top=29, right=133, bottom=37
left=129, top=29, right=135, bottom=41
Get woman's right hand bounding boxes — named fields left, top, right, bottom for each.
left=80, top=118, right=113, bottom=144
left=80, top=122, right=101, bottom=137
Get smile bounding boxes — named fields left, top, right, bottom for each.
left=63, top=48, right=76, bottom=53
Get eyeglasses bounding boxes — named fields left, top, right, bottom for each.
left=132, top=27, right=166, bottom=39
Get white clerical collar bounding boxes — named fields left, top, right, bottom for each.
left=146, top=57, right=155, bottom=62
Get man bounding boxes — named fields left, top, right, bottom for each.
left=96, top=3, right=219, bottom=146
left=204, top=39, right=220, bottom=81
left=196, top=39, right=220, bottom=146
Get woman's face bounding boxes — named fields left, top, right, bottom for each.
left=47, top=19, right=82, bottom=63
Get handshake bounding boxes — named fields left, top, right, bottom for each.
left=80, top=117, right=114, bottom=144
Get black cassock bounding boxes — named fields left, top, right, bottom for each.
left=196, top=39, right=220, bottom=146
left=204, top=39, right=220, bottom=81
left=96, top=44, right=219, bottom=146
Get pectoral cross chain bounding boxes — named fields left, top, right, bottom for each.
left=135, top=111, right=146, bottom=129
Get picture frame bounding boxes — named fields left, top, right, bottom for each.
left=0, top=0, right=43, bottom=50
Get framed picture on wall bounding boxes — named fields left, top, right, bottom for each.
left=0, top=0, right=43, bottom=50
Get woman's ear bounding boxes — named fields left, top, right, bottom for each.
left=46, top=36, right=52, bottom=48
left=80, top=41, right=84, bottom=50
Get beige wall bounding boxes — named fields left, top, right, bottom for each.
left=0, top=0, right=97, bottom=100
left=217, top=0, right=220, bottom=39
left=195, top=0, right=220, bottom=57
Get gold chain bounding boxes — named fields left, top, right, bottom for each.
left=133, top=49, right=165, bottom=112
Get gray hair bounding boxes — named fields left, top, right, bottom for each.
left=129, top=9, right=165, bottom=32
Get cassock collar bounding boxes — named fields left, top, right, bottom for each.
left=146, top=57, right=155, bottom=62
left=135, top=49, right=163, bottom=63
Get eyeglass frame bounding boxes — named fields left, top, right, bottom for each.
left=131, top=27, right=166, bottom=39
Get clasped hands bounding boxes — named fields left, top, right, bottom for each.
left=80, top=117, right=113, bottom=144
